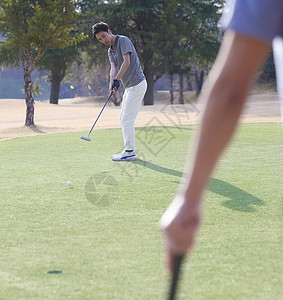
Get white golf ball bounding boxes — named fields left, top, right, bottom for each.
left=67, top=181, right=72, bottom=186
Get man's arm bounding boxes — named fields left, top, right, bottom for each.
left=115, top=52, right=131, bottom=81
left=159, top=31, right=271, bottom=272
left=110, top=53, right=130, bottom=93
left=109, top=62, right=118, bottom=92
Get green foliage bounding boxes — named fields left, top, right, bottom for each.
left=0, top=0, right=86, bottom=68
left=63, top=51, right=109, bottom=96
left=0, top=0, right=85, bottom=51
left=106, top=0, right=170, bottom=74
left=150, top=0, right=221, bottom=75
left=38, top=47, right=80, bottom=83
left=32, top=78, right=43, bottom=95
left=77, top=0, right=116, bottom=70
left=258, top=52, right=276, bottom=85
left=79, top=0, right=222, bottom=82
left=0, top=39, right=20, bottom=67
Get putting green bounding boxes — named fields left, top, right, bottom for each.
left=0, top=124, right=282, bottom=299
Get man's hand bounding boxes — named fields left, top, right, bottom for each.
left=111, top=79, right=120, bottom=91
left=159, top=194, right=202, bottom=273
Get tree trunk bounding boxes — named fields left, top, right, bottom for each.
left=143, top=64, right=154, bottom=105
left=195, top=70, right=204, bottom=96
left=49, top=65, right=67, bottom=105
left=179, top=73, right=184, bottom=104
left=50, top=72, right=61, bottom=104
left=22, top=51, right=35, bottom=126
left=186, top=73, right=193, bottom=91
left=170, top=74, right=174, bottom=105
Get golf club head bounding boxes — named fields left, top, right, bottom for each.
left=81, top=92, right=113, bottom=142
left=81, top=136, right=91, bottom=141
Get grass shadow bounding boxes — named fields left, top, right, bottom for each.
left=209, top=178, right=264, bottom=212
left=135, top=159, right=183, bottom=177
left=135, top=159, right=265, bottom=212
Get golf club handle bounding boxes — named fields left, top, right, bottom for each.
left=169, top=255, right=184, bottom=300
left=88, top=91, right=113, bottom=134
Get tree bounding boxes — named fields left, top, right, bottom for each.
left=258, top=52, right=276, bottom=85
left=149, top=0, right=193, bottom=104
left=38, top=47, right=80, bottom=104
left=150, top=0, right=222, bottom=102
left=189, top=1, right=222, bottom=95
left=78, top=0, right=222, bottom=105
left=0, top=0, right=85, bottom=125
left=87, top=0, right=222, bottom=104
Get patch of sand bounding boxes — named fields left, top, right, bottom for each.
left=0, top=92, right=281, bottom=141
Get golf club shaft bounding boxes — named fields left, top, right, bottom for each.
left=168, top=255, right=184, bottom=300
left=87, top=91, right=113, bottom=137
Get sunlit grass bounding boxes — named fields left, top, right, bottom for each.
left=0, top=123, right=282, bottom=299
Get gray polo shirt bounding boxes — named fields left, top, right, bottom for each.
left=220, top=0, right=283, bottom=43
left=108, top=35, right=145, bottom=88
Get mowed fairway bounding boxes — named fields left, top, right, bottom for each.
left=0, top=123, right=282, bottom=300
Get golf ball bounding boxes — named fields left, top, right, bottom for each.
left=67, top=181, right=72, bottom=186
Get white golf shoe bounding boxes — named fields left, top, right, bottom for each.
left=112, top=151, right=137, bottom=161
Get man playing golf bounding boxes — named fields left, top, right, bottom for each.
left=92, top=22, right=147, bottom=161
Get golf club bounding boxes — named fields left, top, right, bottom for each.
left=168, top=255, right=184, bottom=300
left=81, top=91, right=113, bottom=141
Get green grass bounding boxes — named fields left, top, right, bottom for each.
left=0, top=123, right=282, bottom=300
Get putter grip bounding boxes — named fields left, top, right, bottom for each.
left=169, top=255, right=184, bottom=300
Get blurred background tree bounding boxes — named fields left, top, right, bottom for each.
left=0, top=0, right=86, bottom=125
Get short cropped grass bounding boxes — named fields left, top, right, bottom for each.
left=0, top=123, right=282, bottom=300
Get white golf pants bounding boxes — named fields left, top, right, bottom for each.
left=120, top=79, right=147, bottom=151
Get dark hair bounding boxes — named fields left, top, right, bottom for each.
left=92, top=22, right=110, bottom=38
